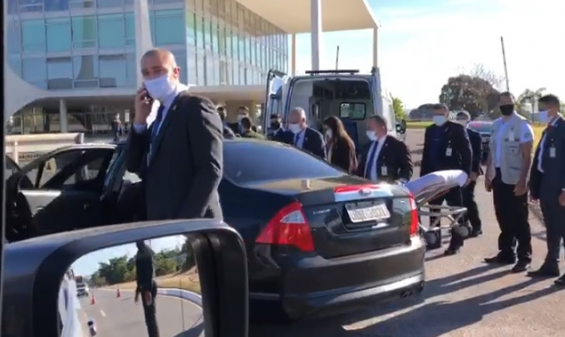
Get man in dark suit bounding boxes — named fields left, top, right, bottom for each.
left=421, top=104, right=472, bottom=255
left=217, top=106, right=237, bottom=139
left=357, top=115, right=412, bottom=183
left=528, top=94, right=565, bottom=281
left=134, top=241, right=159, bottom=337
left=287, top=107, right=326, bottom=159
left=126, top=48, right=223, bottom=221
left=240, top=117, right=265, bottom=140
left=454, top=111, right=483, bottom=237
left=267, top=113, right=285, bottom=140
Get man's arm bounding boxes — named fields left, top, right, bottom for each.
left=456, top=125, right=472, bottom=175
left=396, top=139, right=413, bottom=182
left=177, top=96, right=223, bottom=219
left=469, top=131, right=482, bottom=174
left=312, top=129, right=327, bottom=160
left=125, top=124, right=150, bottom=173
left=518, top=122, right=535, bottom=185
left=419, top=127, right=430, bottom=177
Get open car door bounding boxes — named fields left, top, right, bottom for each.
left=261, top=69, right=290, bottom=134
left=10, top=145, right=117, bottom=240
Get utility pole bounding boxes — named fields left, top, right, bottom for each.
left=500, top=36, right=510, bottom=92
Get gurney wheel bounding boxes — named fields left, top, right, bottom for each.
left=424, top=230, right=442, bottom=250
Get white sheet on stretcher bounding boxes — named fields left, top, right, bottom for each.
left=404, top=170, right=468, bottom=197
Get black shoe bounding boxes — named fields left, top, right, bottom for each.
left=527, top=263, right=560, bottom=278
left=444, top=247, right=460, bottom=256
left=511, top=260, right=531, bottom=273
left=484, top=254, right=516, bottom=265
left=469, top=229, right=483, bottom=238
left=554, top=274, right=565, bottom=287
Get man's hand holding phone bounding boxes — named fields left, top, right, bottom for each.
left=134, top=86, right=153, bottom=125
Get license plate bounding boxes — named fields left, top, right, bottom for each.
left=345, top=202, right=391, bottom=223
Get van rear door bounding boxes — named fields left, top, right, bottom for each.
left=262, top=69, right=290, bottom=134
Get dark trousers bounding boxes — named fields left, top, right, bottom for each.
left=429, top=187, right=465, bottom=248
left=492, top=169, right=532, bottom=262
left=141, top=283, right=159, bottom=337
left=539, top=173, right=565, bottom=264
left=462, top=181, right=481, bottom=230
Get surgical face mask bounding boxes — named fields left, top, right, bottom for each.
left=288, top=123, right=302, bottom=134
left=433, top=115, right=446, bottom=126
left=499, top=104, right=514, bottom=116
left=325, top=129, right=332, bottom=139
left=143, top=74, right=176, bottom=101
left=538, top=110, right=549, bottom=123
left=366, top=130, right=377, bottom=141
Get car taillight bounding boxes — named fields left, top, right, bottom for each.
left=408, top=192, right=419, bottom=236
left=255, top=201, right=314, bottom=252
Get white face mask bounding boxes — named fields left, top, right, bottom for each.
left=366, top=130, right=377, bottom=141
left=538, top=110, right=549, bottom=123
left=143, top=74, right=176, bottom=101
left=433, top=115, right=446, bottom=126
left=288, top=123, right=302, bottom=134
left=325, top=129, right=332, bottom=139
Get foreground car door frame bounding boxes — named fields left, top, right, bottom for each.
left=2, top=220, right=249, bottom=337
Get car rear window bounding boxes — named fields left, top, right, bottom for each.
left=223, top=141, right=346, bottom=184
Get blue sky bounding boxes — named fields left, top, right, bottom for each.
left=292, top=0, right=563, bottom=108
left=72, top=235, right=185, bottom=276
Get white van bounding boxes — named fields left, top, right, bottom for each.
left=262, top=68, right=400, bottom=150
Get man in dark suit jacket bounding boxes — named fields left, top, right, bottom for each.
left=240, top=117, right=265, bottom=140
left=528, top=94, right=565, bottom=282
left=357, top=115, right=412, bottom=183
left=287, top=107, right=326, bottom=159
left=421, top=104, right=472, bottom=255
left=126, top=48, right=223, bottom=221
left=454, top=111, right=483, bottom=237
left=217, top=106, right=237, bottom=139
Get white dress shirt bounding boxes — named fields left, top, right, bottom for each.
left=365, top=136, right=386, bottom=181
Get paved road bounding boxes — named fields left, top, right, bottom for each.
left=249, top=129, right=565, bottom=337
left=79, top=288, right=204, bottom=337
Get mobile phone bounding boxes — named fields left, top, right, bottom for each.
left=141, top=84, right=153, bottom=102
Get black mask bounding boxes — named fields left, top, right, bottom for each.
left=270, top=121, right=280, bottom=129
left=499, top=104, right=514, bottom=116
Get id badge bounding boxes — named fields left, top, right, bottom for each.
left=446, top=147, right=452, bottom=157
left=508, top=132, right=515, bottom=142
left=381, top=166, right=388, bottom=176
left=550, top=147, right=556, bottom=158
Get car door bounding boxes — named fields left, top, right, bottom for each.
left=18, top=147, right=116, bottom=237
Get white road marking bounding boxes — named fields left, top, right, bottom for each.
left=99, top=310, right=106, bottom=317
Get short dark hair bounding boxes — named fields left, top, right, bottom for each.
left=432, top=103, right=449, bottom=111
left=538, top=94, right=560, bottom=108
left=498, top=91, right=515, bottom=101
left=455, top=111, right=470, bottom=120
left=240, top=116, right=253, bottom=129
left=368, top=115, right=387, bottom=129
left=270, top=113, right=281, bottom=120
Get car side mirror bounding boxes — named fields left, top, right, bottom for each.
left=2, top=220, right=248, bottom=337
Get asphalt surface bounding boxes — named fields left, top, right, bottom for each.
left=78, top=288, right=204, bottom=337
left=248, top=128, right=565, bottom=337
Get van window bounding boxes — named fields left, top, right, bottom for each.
left=340, top=103, right=366, bottom=119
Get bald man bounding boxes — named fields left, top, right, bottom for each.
left=126, top=48, right=223, bottom=221
left=286, top=107, right=326, bottom=159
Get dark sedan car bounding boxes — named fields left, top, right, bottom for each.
left=468, top=121, right=493, bottom=163
left=5, top=139, right=425, bottom=321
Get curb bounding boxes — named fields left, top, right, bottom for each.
left=158, top=288, right=203, bottom=307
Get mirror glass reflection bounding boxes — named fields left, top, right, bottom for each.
left=59, top=235, right=204, bottom=337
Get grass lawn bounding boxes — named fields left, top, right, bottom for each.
left=108, top=268, right=201, bottom=294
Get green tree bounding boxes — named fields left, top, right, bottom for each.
left=517, top=88, right=546, bottom=120
left=390, top=95, right=406, bottom=120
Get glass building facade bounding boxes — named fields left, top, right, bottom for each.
left=7, top=0, right=289, bottom=90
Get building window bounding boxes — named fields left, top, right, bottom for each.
left=6, top=18, right=21, bottom=55
left=187, top=46, right=197, bottom=85
left=186, top=12, right=197, bottom=47
left=196, top=50, right=205, bottom=85
left=22, top=57, right=47, bottom=88
left=125, top=53, right=137, bottom=86
left=211, top=20, right=219, bottom=54
left=71, top=16, right=97, bottom=49
left=47, top=57, right=73, bottom=89
left=8, top=55, right=22, bottom=76
left=45, top=0, right=70, bottom=11
left=22, top=20, right=46, bottom=53
left=98, top=14, right=125, bottom=49
left=69, top=0, right=95, bottom=9
left=203, top=18, right=211, bottom=49
left=19, top=0, right=43, bottom=13
left=99, top=55, right=127, bottom=87
left=195, top=15, right=203, bottom=48
left=205, top=52, right=214, bottom=85
left=154, top=10, right=185, bottom=45
left=73, top=55, right=99, bottom=88
left=124, top=13, right=136, bottom=46
left=97, top=0, right=124, bottom=7
left=171, top=50, right=188, bottom=84
left=46, top=18, right=72, bottom=52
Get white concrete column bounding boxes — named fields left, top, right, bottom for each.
left=291, top=34, right=297, bottom=75
left=372, top=27, right=378, bottom=68
left=310, top=0, right=322, bottom=71
left=59, top=99, right=68, bottom=133
left=134, top=0, right=154, bottom=87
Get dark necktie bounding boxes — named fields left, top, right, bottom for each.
left=365, top=141, right=379, bottom=178
left=150, top=105, right=165, bottom=147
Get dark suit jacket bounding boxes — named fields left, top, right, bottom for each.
left=291, top=127, right=326, bottom=159
left=328, top=137, right=358, bottom=174
left=467, top=128, right=483, bottom=175
left=530, top=117, right=565, bottom=200
left=357, top=135, right=413, bottom=183
left=241, top=130, right=266, bottom=140
left=420, top=121, right=472, bottom=177
left=126, top=92, right=223, bottom=220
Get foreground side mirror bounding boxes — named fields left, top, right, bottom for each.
left=2, top=220, right=248, bottom=337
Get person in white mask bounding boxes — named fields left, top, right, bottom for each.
left=420, top=104, right=472, bottom=255
left=127, top=48, right=224, bottom=221
left=357, top=115, right=412, bottom=183
left=286, top=107, right=326, bottom=159
left=528, top=94, right=565, bottom=282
